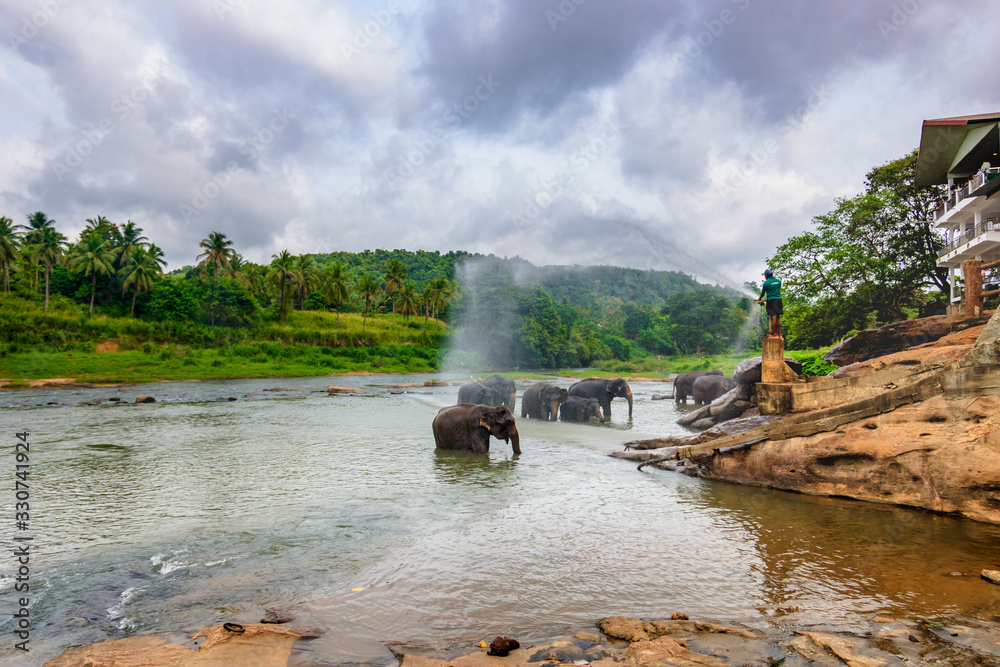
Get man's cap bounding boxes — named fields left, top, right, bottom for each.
left=763, top=269, right=773, bottom=277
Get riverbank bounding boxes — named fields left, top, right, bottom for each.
left=42, top=610, right=1000, bottom=666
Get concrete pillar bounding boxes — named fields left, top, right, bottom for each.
left=963, top=258, right=983, bottom=318
left=761, top=337, right=796, bottom=383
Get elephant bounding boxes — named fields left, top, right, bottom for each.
left=457, top=382, right=505, bottom=406
left=559, top=396, right=605, bottom=423
left=691, top=375, right=736, bottom=404
left=672, top=370, right=723, bottom=404
left=567, top=378, right=633, bottom=419
left=432, top=404, right=521, bottom=455
left=482, top=375, right=516, bottom=411
left=521, top=382, right=568, bottom=421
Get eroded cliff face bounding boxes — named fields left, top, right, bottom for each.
left=698, top=394, right=1000, bottom=524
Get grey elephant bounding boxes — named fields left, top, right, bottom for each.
left=559, top=396, right=605, bottom=423
left=521, top=383, right=568, bottom=421
left=432, top=404, right=521, bottom=454
left=482, top=375, right=516, bottom=411
left=457, top=382, right=505, bottom=406
left=691, top=375, right=736, bottom=404
left=672, top=370, right=723, bottom=404
left=567, top=378, right=633, bottom=419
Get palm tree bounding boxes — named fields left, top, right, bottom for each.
left=267, top=250, right=298, bottom=320
left=321, top=261, right=352, bottom=327
left=197, top=231, right=235, bottom=277
left=295, top=254, right=320, bottom=309
left=383, top=258, right=408, bottom=325
left=116, top=220, right=149, bottom=269
left=146, top=243, right=167, bottom=271
left=396, top=281, right=420, bottom=325
left=20, top=211, right=55, bottom=291
left=197, top=231, right=235, bottom=325
left=83, top=216, right=117, bottom=242
left=33, top=225, right=67, bottom=314
left=426, top=277, right=456, bottom=331
left=68, top=234, right=115, bottom=316
left=120, top=248, right=162, bottom=316
left=0, top=216, right=19, bottom=293
left=355, top=274, right=382, bottom=332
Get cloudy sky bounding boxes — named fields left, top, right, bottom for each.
left=2, top=0, right=997, bottom=291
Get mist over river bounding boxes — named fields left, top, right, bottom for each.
left=1, top=374, right=999, bottom=666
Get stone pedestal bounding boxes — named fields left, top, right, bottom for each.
left=761, top=337, right=796, bottom=383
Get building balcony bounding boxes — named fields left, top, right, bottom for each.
left=933, top=169, right=1000, bottom=222
left=938, top=218, right=1000, bottom=266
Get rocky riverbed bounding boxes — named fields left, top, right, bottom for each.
left=42, top=611, right=1000, bottom=666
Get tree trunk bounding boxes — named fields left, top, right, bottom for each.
left=336, top=304, right=340, bottom=328
left=44, top=267, right=51, bottom=314
left=90, top=273, right=96, bottom=316
left=131, top=291, right=138, bottom=317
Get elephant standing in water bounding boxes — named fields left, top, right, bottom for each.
left=559, top=397, right=604, bottom=423
left=457, top=382, right=505, bottom=406
left=672, top=370, right=722, bottom=404
left=482, top=375, right=516, bottom=411
left=568, top=378, right=633, bottom=420
left=432, top=404, right=521, bottom=455
left=692, top=375, right=736, bottom=404
left=521, top=383, right=568, bottom=421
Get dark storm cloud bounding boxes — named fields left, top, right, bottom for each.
left=417, top=0, right=688, bottom=133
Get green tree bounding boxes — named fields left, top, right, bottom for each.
left=355, top=274, right=382, bottom=332
left=68, top=233, right=115, bottom=316
left=197, top=231, right=236, bottom=325
left=20, top=211, right=56, bottom=291
left=121, top=248, right=162, bottom=316
left=660, top=290, right=743, bottom=355
left=295, top=254, right=321, bottom=310
left=383, top=258, right=408, bottom=325
left=33, top=225, right=68, bottom=314
left=268, top=249, right=297, bottom=320
left=321, top=261, right=352, bottom=327
left=396, top=281, right=420, bottom=324
left=0, top=216, right=19, bottom=293
left=116, top=220, right=149, bottom=272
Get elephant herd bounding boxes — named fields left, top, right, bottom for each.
left=432, top=376, right=634, bottom=455
left=671, top=370, right=734, bottom=404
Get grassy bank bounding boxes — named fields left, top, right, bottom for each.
left=0, top=294, right=446, bottom=385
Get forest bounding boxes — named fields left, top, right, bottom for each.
left=0, top=150, right=957, bottom=380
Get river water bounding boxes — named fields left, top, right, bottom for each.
left=1, top=374, right=999, bottom=666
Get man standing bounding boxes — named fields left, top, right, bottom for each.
left=757, top=269, right=782, bottom=338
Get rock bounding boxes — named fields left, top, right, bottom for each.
left=982, top=569, right=1000, bottom=584
left=824, top=312, right=992, bottom=367
left=327, top=386, right=369, bottom=394
left=671, top=612, right=689, bottom=620
left=424, top=380, right=449, bottom=387
left=740, top=407, right=761, bottom=418
left=108, top=397, right=122, bottom=402
left=651, top=394, right=670, bottom=400
left=693, top=394, right=1000, bottom=524
left=527, top=643, right=580, bottom=662
left=135, top=395, right=156, bottom=403
left=707, top=388, right=739, bottom=416
left=574, top=631, right=602, bottom=643
left=732, top=355, right=803, bottom=384
left=691, top=418, right=716, bottom=430
left=627, top=636, right=728, bottom=667
left=961, top=308, right=1000, bottom=367
left=795, top=631, right=893, bottom=667
left=260, top=609, right=293, bottom=623
left=676, top=404, right=712, bottom=426
left=597, top=616, right=650, bottom=642
left=487, top=636, right=520, bottom=656
left=42, top=623, right=322, bottom=667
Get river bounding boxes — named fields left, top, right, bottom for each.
left=1, top=374, right=998, bottom=666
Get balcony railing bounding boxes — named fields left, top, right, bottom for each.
left=939, top=218, right=1000, bottom=257
left=933, top=168, right=1000, bottom=221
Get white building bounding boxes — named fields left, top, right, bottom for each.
left=915, top=112, right=1000, bottom=307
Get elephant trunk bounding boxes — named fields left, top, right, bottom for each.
left=625, top=386, right=633, bottom=417
left=509, top=428, right=521, bottom=455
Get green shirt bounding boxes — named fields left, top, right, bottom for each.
left=761, top=276, right=781, bottom=301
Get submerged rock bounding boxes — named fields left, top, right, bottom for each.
left=135, top=395, right=156, bottom=403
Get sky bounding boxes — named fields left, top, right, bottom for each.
left=2, top=0, right=998, bottom=292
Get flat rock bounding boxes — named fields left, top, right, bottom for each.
left=982, top=569, right=1000, bottom=584
left=327, top=386, right=369, bottom=394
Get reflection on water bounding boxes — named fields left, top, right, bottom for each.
left=1, top=375, right=998, bottom=667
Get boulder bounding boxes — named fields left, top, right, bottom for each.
left=824, top=313, right=992, bottom=367
left=733, top=356, right=803, bottom=385
left=135, top=395, right=156, bottom=403
left=676, top=404, right=712, bottom=426
left=691, top=418, right=716, bottom=430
